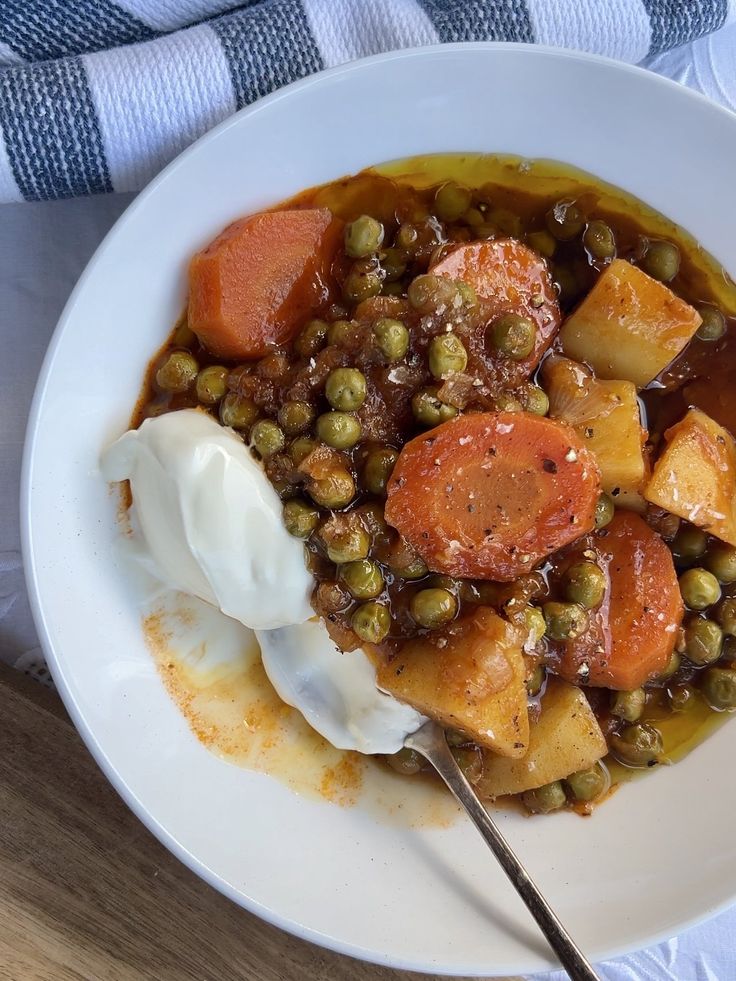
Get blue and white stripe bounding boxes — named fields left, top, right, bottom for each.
left=0, top=0, right=732, bottom=203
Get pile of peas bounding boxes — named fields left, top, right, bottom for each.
left=146, top=173, right=735, bottom=813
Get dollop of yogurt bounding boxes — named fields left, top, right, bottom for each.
left=101, top=408, right=312, bottom=630
left=257, top=619, right=425, bottom=754
left=102, top=408, right=425, bottom=754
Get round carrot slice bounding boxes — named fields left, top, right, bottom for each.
left=384, top=412, right=601, bottom=581
left=430, top=238, right=560, bottom=388
left=553, top=511, right=683, bottom=690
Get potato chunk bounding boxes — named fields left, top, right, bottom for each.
left=376, top=608, right=529, bottom=757
left=559, top=259, right=701, bottom=388
left=477, top=679, right=607, bottom=798
left=644, top=408, right=736, bottom=546
left=544, top=356, right=647, bottom=500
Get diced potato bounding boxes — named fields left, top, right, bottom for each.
left=559, top=259, right=702, bottom=388
left=376, top=608, right=529, bottom=757
left=644, top=408, right=736, bottom=546
left=477, top=679, right=607, bottom=798
left=544, top=356, right=647, bottom=500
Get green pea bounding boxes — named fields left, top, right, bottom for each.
left=411, top=387, right=458, bottom=427
left=519, top=383, right=549, bottom=416
left=407, top=274, right=456, bottom=313
left=373, top=318, right=409, bottom=362
left=565, top=765, right=608, bottom=803
left=523, top=606, right=547, bottom=646
left=289, top=436, right=318, bottom=465
left=345, top=215, right=384, bottom=258
left=668, top=683, right=696, bottom=713
left=325, top=367, right=367, bottom=411
left=381, top=248, right=407, bottom=283
left=282, top=499, right=319, bottom=538
left=277, top=400, right=315, bottom=436
left=716, top=597, right=736, bottom=636
left=610, top=723, right=663, bottom=767
left=487, top=206, right=523, bottom=238
left=595, top=493, right=615, bottom=529
left=327, top=319, right=353, bottom=347
left=700, top=667, right=736, bottom=710
left=611, top=688, right=646, bottom=723
left=308, top=469, right=356, bottom=510
left=316, top=411, right=362, bottom=449
left=453, top=746, right=484, bottom=785
left=705, top=544, right=736, bottom=584
left=493, top=393, right=523, bottom=413
left=195, top=364, right=228, bottom=404
left=410, top=588, right=458, bottom=629
left=542, top=602, right=588, bottom=641
left=463, top=207, right=484, bottom=228
left=343, top=261, right=383, bottom=303
left=696, top=306, right=727, bottom=342
left=323, top=526, right=370, bottom=564
left=433, top=181, right=472, bottom=222
left=679, top=567, right=721, bottom=609
left=683, top=617, right=723, bottom=666
left=386, top=747, right=423, bottom=775
left=659, top=650, right=681, bottom=680
left=641, top=240, right=680, bottom=282
left=583, top=220, right=616, bottom=260
left=156, top=350, right=199, bottom=392
left=220, top=393, right=259, bottom=429
left=425, top=574, right=460, bottom=593
left=363, top=446, right=399, bottom=495
left=564, top=561, right=607, bottom=609
left=672, top=525, right=708, bottom=564
left=295, top=318, right=329, bottom=357
left=351, top=601, right=391, bottom=644
left=341, top=559, right=384, bottom=599
left=526, top=664, right=545, bottom=697
left=522, top=781, right=567, bottom=814
left=526, top=230, right=557, bottom=258
left=456, top=281, right=478, bottom=309
left=428, top=332, right=468, bottom=379
left=545, top=201, right=585, bottom=241
left=395, top=223, right=418, bottom=252
left=491, top=313, right=536, bottom=360
left=553, top=263, right=582, bottom=304
left=250, top=419, right=285, bottom=458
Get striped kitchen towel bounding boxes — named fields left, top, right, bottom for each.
left=0, top=0, right=733, bottom=203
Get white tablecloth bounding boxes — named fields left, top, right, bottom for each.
left=2, top=29, right=735, bottom=979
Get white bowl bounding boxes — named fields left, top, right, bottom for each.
left=22, top=44, right=736, bottom=976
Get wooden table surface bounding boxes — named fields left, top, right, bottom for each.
left=1, top=662, right=517, bottom=981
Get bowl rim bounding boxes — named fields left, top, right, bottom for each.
left=20, top=41, right=736, bottom=975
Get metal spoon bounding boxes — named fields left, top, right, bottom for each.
left=405, top=719, right=600, bottom=981
left=258, top=622, right=599, bottom=979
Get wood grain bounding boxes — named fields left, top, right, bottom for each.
left=0, top=664, right=515, bottom=981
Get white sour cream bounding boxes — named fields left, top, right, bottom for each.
left=257, top=619, right=425, bottom=754
left=102, top=408, right=424, bottom=754
left=101, top=408, right=312, bottom=630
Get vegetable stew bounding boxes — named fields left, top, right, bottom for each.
left=135, top=153, right=736, bottom=816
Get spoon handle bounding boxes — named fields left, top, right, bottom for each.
left=405, top=721, right=600, bottom=981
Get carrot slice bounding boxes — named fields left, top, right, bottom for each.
left=554, top=511, right=683, bottom=690
left=430, top=238, right=560, bottom=387
left=188, top=208, right=343, bottom=359
left=384, top=412, right=601, bottom=581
